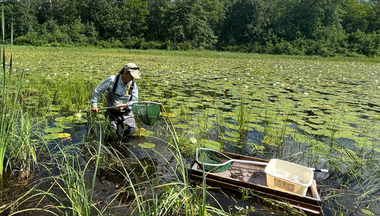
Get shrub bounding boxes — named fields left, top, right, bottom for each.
left=14, top=36, right=29, bottom=45
left=109, top=39, right=124, bottom=48
left=141, top=40, right=165, bottom=50
left=123, top=37, right=141, bottom=49
left=50, top=42, right=61, bottom=47
left=99, top=40, right=111, bottom=49
left=273, top=41, right=294, bottom=55
left=180, top=41, right=192, bottom=51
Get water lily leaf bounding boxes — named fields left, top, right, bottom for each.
left=45, top=112, right=59, bottom=117
left=43, top=134, right=58, bottom=140
left=225, top=130, right=240, bottom=138
left=201, top=139, right=221, bottom=150
left=55, top=122, right=76, bottom=129
left=138, top=142, right=156, bottom=149
left=44, top=127, right=64, bottom=133
left=43, top=133, right=71, bottom=140
left=42, top=105, right=61, bottom=111
left=66, top=116, right=88, bottom=124
left=58, top=133, right=71, bottom=138
left=55, top=116, right=87, bottom=124
left=220, top=136, right=239, bottom=142
left=55, top=117, right=68, bottom=122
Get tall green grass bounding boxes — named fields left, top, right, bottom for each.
left=52, top=140, right=102, bottom=215
left=98, top=136, right=230, bottom=215
left=0, top=6, right=36, bottom=182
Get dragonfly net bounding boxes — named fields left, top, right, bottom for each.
left=195, top=148, right=232, bottom=172
left=132, top=102, right=161, bottom=126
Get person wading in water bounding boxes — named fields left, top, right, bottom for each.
left=91, top=63, right=140, bottom=140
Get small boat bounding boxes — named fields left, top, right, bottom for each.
left=190, top=151, right=322, bottom=215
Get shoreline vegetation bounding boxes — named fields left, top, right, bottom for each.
left=7, top=45, right=380, bottom=63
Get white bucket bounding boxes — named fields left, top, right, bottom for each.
left=264, top=159, right=313, bottom=196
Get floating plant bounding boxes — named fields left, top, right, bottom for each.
left=43, top=132, right=71, bottom=140
left=138, top=142, right=156, bottom=149
left=44, top=127, right=64, bottom=133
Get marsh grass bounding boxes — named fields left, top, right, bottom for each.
left=0, top=6, right=37, bottom=182
left=82, top=105, right=231, bottom=215
left=234, top=97, right=249, bottom=135
left=0, top=138, right=104, bottom=215
left=52, top=141, right=102, bottom=216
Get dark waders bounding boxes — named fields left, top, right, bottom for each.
left=105, top=110, right=137, bottom=140
left=106, top=74, right=137, bottom=140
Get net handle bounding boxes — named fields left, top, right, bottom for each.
left=195, top=148, right=269, bottom=167
left=160, top=103, right=179, bottom=142
left=195, top=148, right=329, bottom=173
left=80, top=101, right=161, bottom=112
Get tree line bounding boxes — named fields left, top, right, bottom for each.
left=3, top=0, right=380, bottom=57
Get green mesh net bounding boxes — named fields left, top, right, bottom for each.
left=195, top=148, right=233, bottom=172
left=132, top=102, right=161, bottom=126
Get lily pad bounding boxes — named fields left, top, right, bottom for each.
left=138, top=142, right=156, bottom=149
left=201, top=139, right=221, bottom=150
left=44, top=112, right=59, bottom=117
left=44, top=127, right=64, bottom=133
left=58, top=133, right=71, bottom=138
left=54, top=116, right=87, bottom=124
left=55, top=117, right=69, bottom=122
left=43, top=133, right=71, bottom=140
left=55, top=122, right=76, bottom=129
left=42, top=105, right=61, bottom=111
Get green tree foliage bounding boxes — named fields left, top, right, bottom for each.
left=145, top=0, right=171, bottom=41
left=270, top=0, right=299, bottom=41
left=294, top=0, right=344, bottom=40
left=200, top=0, right=226, bottom=37
left=342, top=0, right=372, bottom=33
left=164, top=0, right=217, bottom=49
left=2, top=0, right=380, bottom=56
left=3, top=0, right=38, bottom=39
left=219, top=0, right=272, bottom=46
left=117, top=0, right=149, bottom=39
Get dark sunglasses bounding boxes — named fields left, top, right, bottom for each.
left=128, top=67, right=139, bottom=70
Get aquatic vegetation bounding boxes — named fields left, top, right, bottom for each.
left=138, top=142, right=156, bottom=149
left=0, top=12, right=37, bottom=181
left=1, top=45, right=380, bottom=215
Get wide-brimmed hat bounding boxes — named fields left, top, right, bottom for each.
left=124, top=63, right=141, bottom=79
